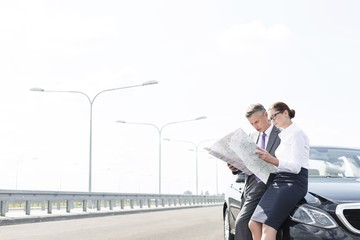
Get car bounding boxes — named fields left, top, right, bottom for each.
left=223, top=146, right=360, bottom=240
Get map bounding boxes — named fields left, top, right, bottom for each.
left=204, top=131, right=252, bottom=175
left=206, top=128, right=276, bottom=183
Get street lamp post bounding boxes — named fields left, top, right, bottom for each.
left=208, top=156, right=219, bottom=195
left=215, top=158, right=219, bottom=195
left=163, top=138, right=217, bottom=195
left=30, top=80, right=158, bottom=192
left=116, top=116, right=206, bottom=194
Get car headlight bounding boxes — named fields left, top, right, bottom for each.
left=290, top=204, right=338, bottom=229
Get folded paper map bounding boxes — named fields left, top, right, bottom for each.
left=205, top=128, right=276, bottom=183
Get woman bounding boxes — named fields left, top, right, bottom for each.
left=248, top=102, right=309, bottom=240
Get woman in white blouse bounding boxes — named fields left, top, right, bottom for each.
left=248, top=102, right=310, bottom=240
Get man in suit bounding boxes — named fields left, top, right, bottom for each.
left=228, top=103, right=281, bottom=240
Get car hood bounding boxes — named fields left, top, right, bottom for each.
left=308, top=177, right=360, bottom=203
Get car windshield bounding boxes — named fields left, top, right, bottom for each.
left=309, top=147, right=360, bottom=178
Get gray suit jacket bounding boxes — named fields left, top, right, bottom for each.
left=250, top=125, right=281, bottom=157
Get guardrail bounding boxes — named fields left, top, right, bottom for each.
left=0, top=190, right=224, bottom=218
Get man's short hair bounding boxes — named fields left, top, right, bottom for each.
left=245, top=103, right=266, bottom=118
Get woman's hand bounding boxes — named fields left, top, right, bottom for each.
left=256, top=146, right=279, bottom=166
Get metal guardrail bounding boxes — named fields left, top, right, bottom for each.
left=0, top=190, right=224, bottom=217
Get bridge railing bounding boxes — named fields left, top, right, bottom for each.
left=0, top=190, right=224, bottom=217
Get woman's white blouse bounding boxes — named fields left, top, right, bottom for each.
left=275, top=123, right=310, bottom=173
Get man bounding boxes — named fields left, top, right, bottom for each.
left=229, top=103, right=281, bottom=240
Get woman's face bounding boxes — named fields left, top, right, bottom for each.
left=269, top=109, right=287, bottom=128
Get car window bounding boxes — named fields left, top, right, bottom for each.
left=309, top=147, right=360, bottom=178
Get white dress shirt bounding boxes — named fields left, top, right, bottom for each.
left=275, top=123, right=310, bottom=173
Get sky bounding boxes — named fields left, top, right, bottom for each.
left=1, top=0, right=360, bottom=195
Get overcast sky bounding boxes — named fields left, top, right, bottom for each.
left=1, top=0, right=360, bottom=194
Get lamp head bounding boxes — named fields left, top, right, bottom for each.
left=196, top=116, right=207, bottom=120
left=30, top=88, right=45, bottom=92
left=142, top=80, right=158, bottom=86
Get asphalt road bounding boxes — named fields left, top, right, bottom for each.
left=0, top=205, right=224, bottom=240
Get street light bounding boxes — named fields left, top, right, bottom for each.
left=163, top=138, right=217, bottom=195
left=215, top=158, right=219, bottom=195
left=207, top=156, right=219, bottom=195
left=30, top=80, right=158, bottom=192
left=116, top=116, right=207, bottom=194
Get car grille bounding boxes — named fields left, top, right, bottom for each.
left=336, top=203, right=360, bottom=235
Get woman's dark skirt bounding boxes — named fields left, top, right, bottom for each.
left=250, top=168, right=308, bottom=230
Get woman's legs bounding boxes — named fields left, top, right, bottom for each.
left=249, top=221, right=277, bottom=240
left=261, top=224, right=277, bottom=240
left=248, top=220, right=262, bottom=240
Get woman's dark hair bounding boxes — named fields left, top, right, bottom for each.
left=269, top=102, right=296, bottom=119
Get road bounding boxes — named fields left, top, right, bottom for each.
left=0, top=205, right=224, bottom=240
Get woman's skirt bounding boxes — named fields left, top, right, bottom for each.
left=250, top=168, right=308, bottom=230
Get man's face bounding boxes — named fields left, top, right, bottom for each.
left=247, top=111, right=270, bottom=133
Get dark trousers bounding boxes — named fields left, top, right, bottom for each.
left=235, top=174, right=267, bottom=240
